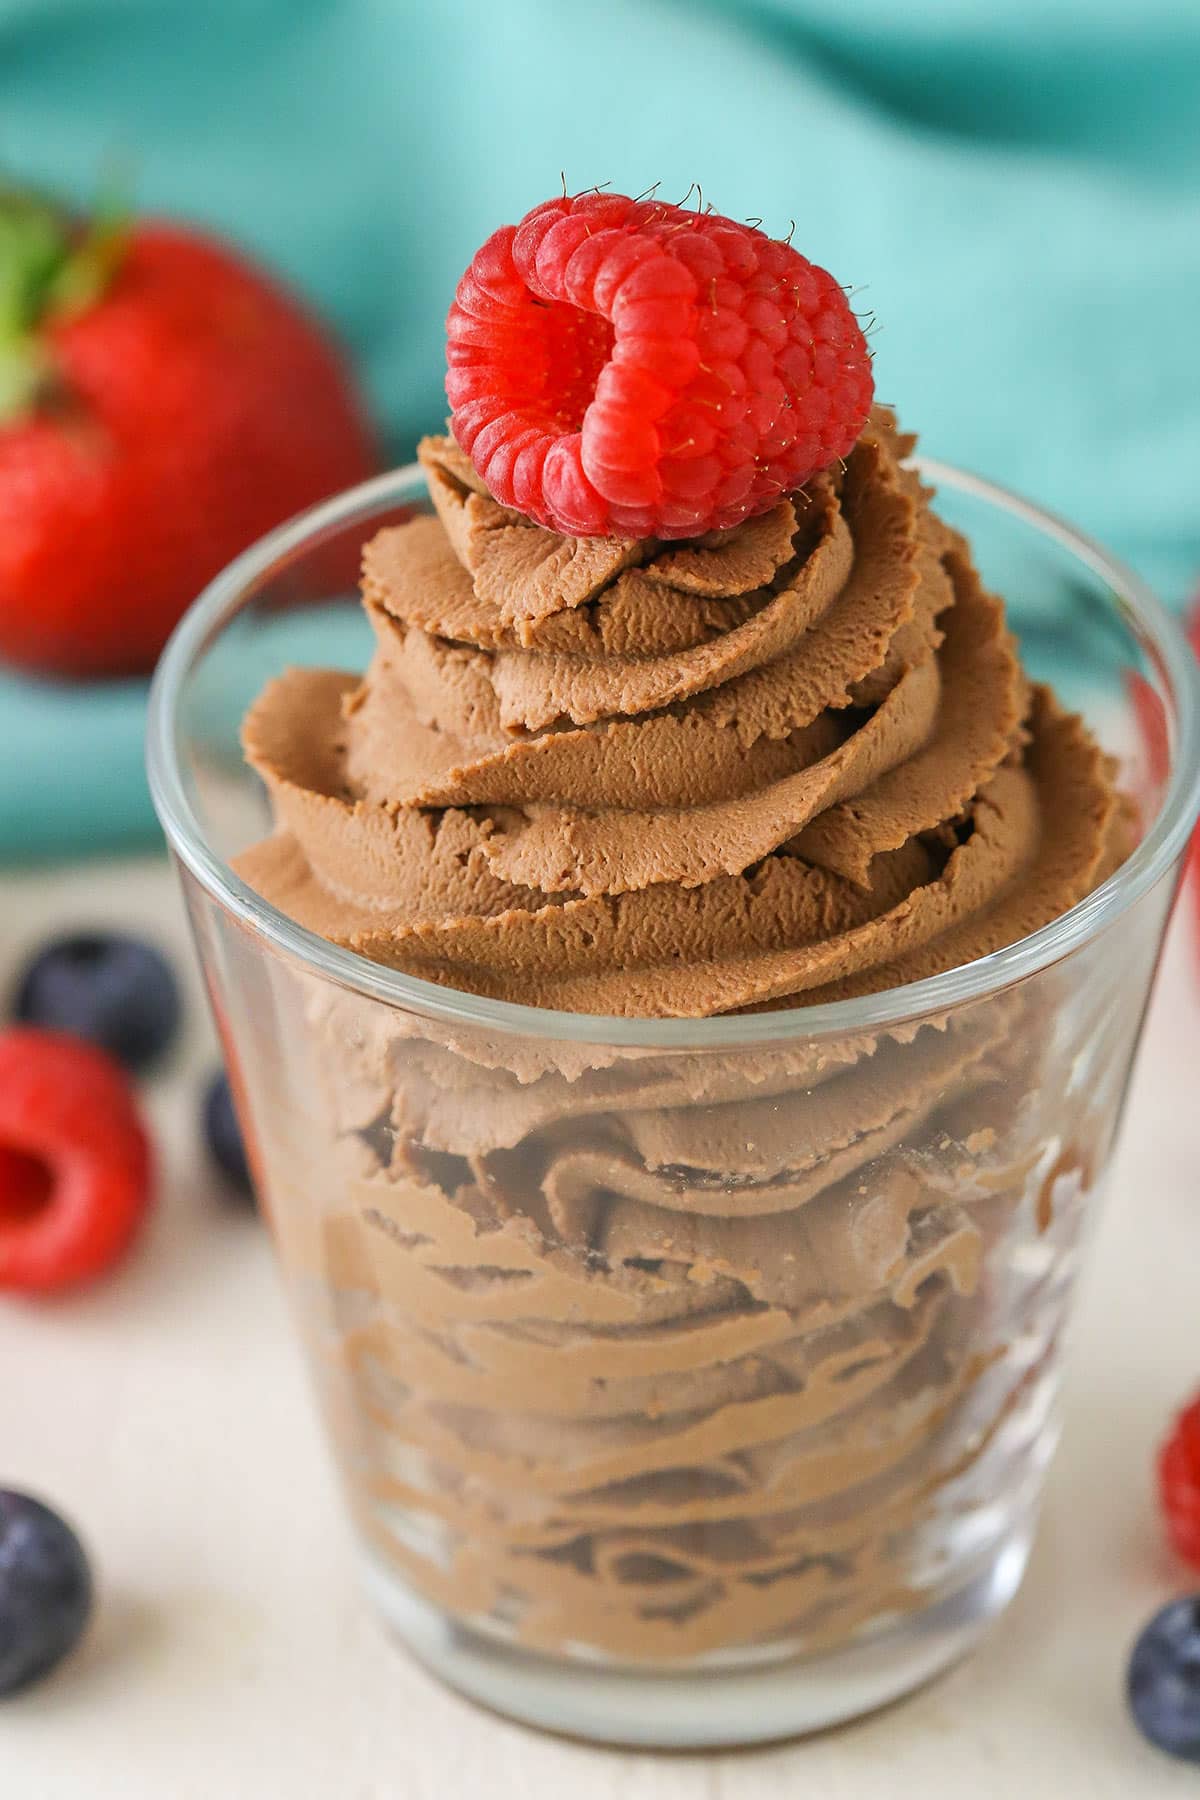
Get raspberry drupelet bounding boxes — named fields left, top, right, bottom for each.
left=445, top=190, right=874, bottom=540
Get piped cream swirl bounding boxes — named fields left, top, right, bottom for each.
left=237, top=410, right=1122, bottom=1013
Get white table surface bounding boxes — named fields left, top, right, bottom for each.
left=1, top=853, right=1197, bottom=1799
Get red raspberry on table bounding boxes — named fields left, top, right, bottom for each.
left=446, top=190, right=874, bottom=539
left=0, top=1029, right=153, bottom=1293
left=1159, top=1392, right=1200, bottom=1569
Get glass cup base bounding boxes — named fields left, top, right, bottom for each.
left=358, top=1523, right=1033, bottom=1748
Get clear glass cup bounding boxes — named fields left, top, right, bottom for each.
left=147, top=458, right=1200, bottom=1748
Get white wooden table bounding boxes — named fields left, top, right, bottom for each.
left=1, top=855, right=1197, bottom=1799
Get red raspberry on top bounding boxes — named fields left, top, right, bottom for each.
left=445, top=190, right=873, bottom=540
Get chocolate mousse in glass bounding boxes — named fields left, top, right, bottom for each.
left=148, top=194, right=1200, bottom=1746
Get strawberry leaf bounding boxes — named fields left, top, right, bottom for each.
left=46, top=190, right=131, bottom=320
left=0, top=179, right=131, bottom=424
left=0, top=191, right=72, bottom=338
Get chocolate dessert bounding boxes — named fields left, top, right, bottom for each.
left=230, top=193, right=1131, bottom=1664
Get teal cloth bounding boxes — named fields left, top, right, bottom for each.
left=2, top=0, right=1198, bottom=859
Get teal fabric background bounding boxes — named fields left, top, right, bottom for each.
left=2, top=0, right=1198, bottom=858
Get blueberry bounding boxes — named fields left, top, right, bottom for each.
left=13, top=932, right=181, bottom=1073
left=203, top=1069, right=254, bottom=1202
left=0, top=1491, right=92, bottom=1697
left=1127, top=1595, right=1200, bottom=1763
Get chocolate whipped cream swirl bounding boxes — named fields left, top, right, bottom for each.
left=238, top=411, right=1122, bottom=1014
left=233, top=412, right=1131, bottom=1664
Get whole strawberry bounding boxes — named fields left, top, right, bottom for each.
left=0, top=189, right=379, bottom=677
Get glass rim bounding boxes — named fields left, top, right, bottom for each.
left=146, top=455, right=1200, bottom=1049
